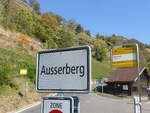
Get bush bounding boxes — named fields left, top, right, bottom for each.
left=0, top=61, right=13, bottom=85
left=93, top=39, right=108, bottom=62
left=34, top=13, right=61, bottom=42
left=0, top=48, right=36, bottom=86
left=0, top=4, right=17, bottom=30
left=33, top=18, right=50, bottom=42
left=15, top=8, right=35, bottom=35
left=75, top=32, right=93, bottom=46
left=147, top=64, right=150, bottom=73
left=46, top=39, right=58, bottom=49
left=17, top=61, right=36, bottom=82
left=27, top=63, right=36, bottom=82
left=56, top=30, right=76, bottom=48
left=0, top=4, right=4, bottom=24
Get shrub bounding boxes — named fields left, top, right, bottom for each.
left=75, top=32, right=93, bottom=46
left=27, top=63, right=36, bottom=82
left=33, top=18, right=49, bottom=42
left=33, top=13, right=61, bottom=42
left=56, top=30, right=76, bottom=48
left=93, top=39, right=108, bottom=62
left=15, top=8, right=35, bottom=35
left=46, top=39, right=58, bottom=49
left=17, top=61, right=36, bottom=82
left=147, top=64, right=150, bottom=74
left=0, top=61, right=13, bottom=85
left=0, top=4, right=4, bottom=24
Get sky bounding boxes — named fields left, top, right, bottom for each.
left=37, top=0, right=150, bottom=44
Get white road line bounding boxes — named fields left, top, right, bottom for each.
left=7, top=102, right=41, bottom=113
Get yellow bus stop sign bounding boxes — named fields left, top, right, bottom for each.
left=112, top=47, right=137, bottom=68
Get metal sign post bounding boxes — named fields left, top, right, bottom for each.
left=72, top=96, right=80, bottom=113
left=134, top=96, right=142, bottom=113
left=134, top=43, right=142, bottom=113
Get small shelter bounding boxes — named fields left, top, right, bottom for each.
left=107, top=67, right=150, bottom=96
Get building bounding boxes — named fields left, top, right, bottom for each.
left=107, top=67, right=150, bottom=96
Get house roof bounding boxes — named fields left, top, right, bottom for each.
left=107, top=67, right=150, bottom=83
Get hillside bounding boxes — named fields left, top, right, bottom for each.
left=0, top=27, right=113, bottom=113
left=0, top=48, right=41, bottom=113
left=0, top=0, right=150, bottom=112
left=92, top=59, right=114, bottom=79
left=0, top=28, right=47, bottom=113
left=146, top=48, right=150, bottom=53
left=0, top=27, right=43, bottom=55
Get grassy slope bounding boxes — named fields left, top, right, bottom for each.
left=0, top=48, right=114, bottom=112
left=0, top=48, right=114, bottom=86
left=92, top=59, right=114, bottom=80
left=0, top=48, right=44, bottom=113
left=0, top=48, right=36, bottom=84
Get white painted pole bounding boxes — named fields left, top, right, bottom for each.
left=134, top=44, right=142, bottom=113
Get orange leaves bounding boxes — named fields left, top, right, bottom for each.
left=17, top=34, right=31, bottom=45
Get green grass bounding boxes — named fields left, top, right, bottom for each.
left=92, top=58, right=114, bottom=80
left=0, top=48, right=36, bottom=86
left=0, top=48, right=114, bottom=85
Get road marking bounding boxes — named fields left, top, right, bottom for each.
left=7, top=102, right=41, bottom=113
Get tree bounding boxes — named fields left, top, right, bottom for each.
left=147, top=63, right=150, bottom=73
left=75, top=33, right=93, bottom=46
left=75, top=24, right=84, bottom=34
left=112, top=34, right=116, bottom=37
left=128, top=38, right=145, bottom=49
left=46, top=39, right=58, bottom=49
left=34, top=13, right=61, bottom=42
left=85, top=30, right=91, bottom=36
left=0, top=61, right=13, bottom=85
left=29, top=0, right=40, bottom=14
left=15, top=8, right=35, bottom=35
left=93, top=39, right=108, bottom=62
left=145, top=44, right=150, bottom=48
left=56, top=30, right=75, bottom=48
left=67, top=19, right=76, bottom=32
left=96, top=34, right=104, bottom=40
left=33, top=19, right=49, bottom=42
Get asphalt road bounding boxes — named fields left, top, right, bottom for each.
left=17, top=93, right=150, bottom=113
